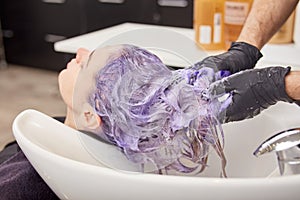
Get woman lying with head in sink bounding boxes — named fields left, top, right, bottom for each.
left=58, top=44, right=229, bottom=176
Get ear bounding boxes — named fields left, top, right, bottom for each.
left=81, top=103, right=101, bottom=130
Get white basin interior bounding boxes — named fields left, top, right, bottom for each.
left=13, top=103, right=300, bottom=200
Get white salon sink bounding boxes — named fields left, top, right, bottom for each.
left=13, top=102, right=300, bottom=200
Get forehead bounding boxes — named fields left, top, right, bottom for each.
left=88, top=45, right=124, bottom=67
left=74, top=45, right=124, bottom=102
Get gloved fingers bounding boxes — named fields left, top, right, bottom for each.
left=217, top=94, right=233, bottom=123
left=206, top=78, right=235, bottom=98
left=215, top=66, right=294, bottom=123
left=225, top=104, right=263, bottom=123
left=192, top=42, right=263, bottom=74
left=220, top=93, right=260, bottom=123
left=226, top=42, right=263, bottom=73
left=192, top=56, right=219, bottom=72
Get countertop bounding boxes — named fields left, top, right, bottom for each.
left=54, top=22, right=300, bottom=69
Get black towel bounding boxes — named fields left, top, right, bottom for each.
left=0, top=143, right=59, bottom=200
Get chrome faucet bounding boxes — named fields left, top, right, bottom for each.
left=253, top=128, right=300, bottom=176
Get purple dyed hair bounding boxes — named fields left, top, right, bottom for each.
left=88, top=44, right=228, bottom=176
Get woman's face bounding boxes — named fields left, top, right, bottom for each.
left=58, top=48, right=90, bottom=108
left=58, top=45, right=123, bottom=127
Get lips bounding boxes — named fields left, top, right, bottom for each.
left=66, top=59, right=76, bottom=69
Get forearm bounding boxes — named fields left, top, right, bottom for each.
left=285, top=71, right=300, bottom=101
left=237, top=0, right=298, bottom=50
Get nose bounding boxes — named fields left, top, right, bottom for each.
left=76, top=48, right=90, bottom=64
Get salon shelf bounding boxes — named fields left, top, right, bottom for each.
left=54, top=23, right=192, bottom=53
left=54, top=23, right=197, bottom=67
left=55, top=22, right=300, bottom=69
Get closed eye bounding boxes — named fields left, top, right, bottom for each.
left=83, top=50, right=95, bottom=69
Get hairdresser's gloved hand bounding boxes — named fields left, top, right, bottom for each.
left=192, top=42, right=263, bottom=74
left=208, top=66, right=298, bottom=123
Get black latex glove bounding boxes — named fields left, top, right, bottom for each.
left=192, top=42, right=263, bottom=74
left=208, top=66, right=298, bottom=123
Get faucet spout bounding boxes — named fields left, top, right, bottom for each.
left=254, top=128, right=300, bottom=157
left=253, top=128, right=300, bottom=175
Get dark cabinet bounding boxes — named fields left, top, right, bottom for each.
left=0, top=0, right=193, bottom=71
left=128, top=0, right=193, bottom=28
left=0, top=0, right=81, bottom=71
left=84, top=0, right=132, bottom=32
left=156, top=0, right=193, bottom=28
